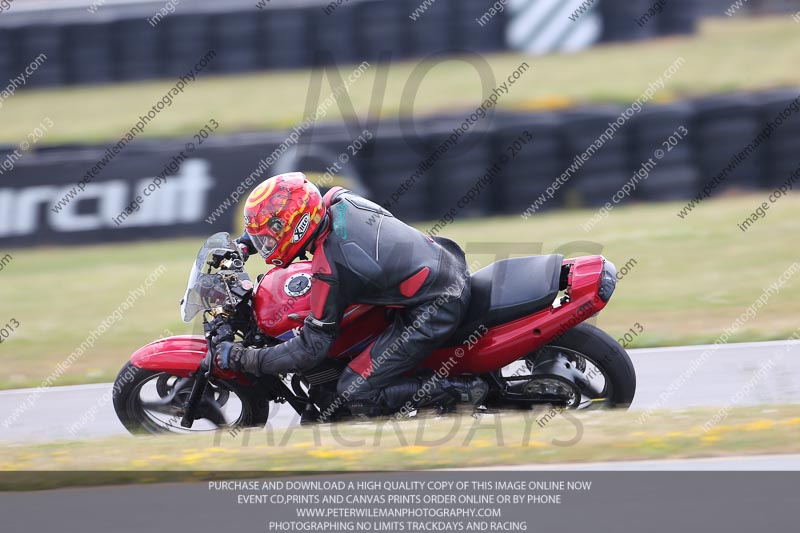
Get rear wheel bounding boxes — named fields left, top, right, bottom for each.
left=112, top=362, right=270, bottom=435
left=498, top=322, right=636, bottom=409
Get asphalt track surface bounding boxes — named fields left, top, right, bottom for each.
left=1, top=340, right=798, bottom=443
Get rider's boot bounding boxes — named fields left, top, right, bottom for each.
left=383, top=374, right=489, bottom=415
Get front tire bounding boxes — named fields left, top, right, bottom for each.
left=112, top=361, right=270, bottom=435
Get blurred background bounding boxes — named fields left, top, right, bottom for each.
left=0, top=0, right=799, bottom=390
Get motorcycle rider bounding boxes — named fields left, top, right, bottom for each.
left=214, top=172, right=488, bottom=418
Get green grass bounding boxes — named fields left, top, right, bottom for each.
left=3, top=405, right=800, bottom=489
left=0, top=192, right=798, bottom=390
left=1, top=17, right=799, bottom=145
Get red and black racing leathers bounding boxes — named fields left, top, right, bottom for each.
left=235, top=188, right=483, bottom=415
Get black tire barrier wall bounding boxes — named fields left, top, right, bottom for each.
left=2, top=88, right=798, bottom=249
left=0, top=0, right=706, bottom=89
left=11, top=0, right=800, bottom=90
left=492, top=114, right=565, bottom=214
left=628, top=102, right=697, bottom=200
left=696, top=0, right=800, bottom=17
left=759, top=88, right=800, bottom=187
left=692, top=94, right=763, bottom=190
left=600, top=0, right=659, bottom=42
left=559, top=107, right=633, bottom=208
left=599, top=0, right=700, bottom=41
left=0, top=0, right=509, bottom=89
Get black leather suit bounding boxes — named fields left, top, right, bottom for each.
left=238, top=188, right=471, bottom=415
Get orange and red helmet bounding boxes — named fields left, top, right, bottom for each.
left=243, top=173, right=324, bottom=267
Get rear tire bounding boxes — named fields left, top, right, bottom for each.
left=546, top=322, right=636, bottom=407
left=112, top=361, right=270, bottom=435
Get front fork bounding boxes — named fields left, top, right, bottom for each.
left=180, top=317, right=232, bottom=428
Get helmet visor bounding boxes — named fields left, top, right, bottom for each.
left=249, top=232, right=279, bottom=259
left=248, top=216, right=285, bottom=259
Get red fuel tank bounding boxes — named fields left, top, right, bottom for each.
left=252, top=261, right=388, bottom=358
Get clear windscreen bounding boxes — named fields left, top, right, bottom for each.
left=180, top=232, right=240, bottom=323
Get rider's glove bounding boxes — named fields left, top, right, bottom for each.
left=215, top=341, right=245, bottom=371
left=235, top=232, right=254, bottom=262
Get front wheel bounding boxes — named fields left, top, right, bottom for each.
left=112, top=362, right=270, bottom=435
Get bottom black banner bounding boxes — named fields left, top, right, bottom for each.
left=2, top=470, right=794, bottom=532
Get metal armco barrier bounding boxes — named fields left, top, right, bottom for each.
left=2, top=89, right=797, bottom=248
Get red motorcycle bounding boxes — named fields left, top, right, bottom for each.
left=113, top=232, right=635, bottom=434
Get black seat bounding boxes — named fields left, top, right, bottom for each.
left=445, top=255, right=563, bottom=344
